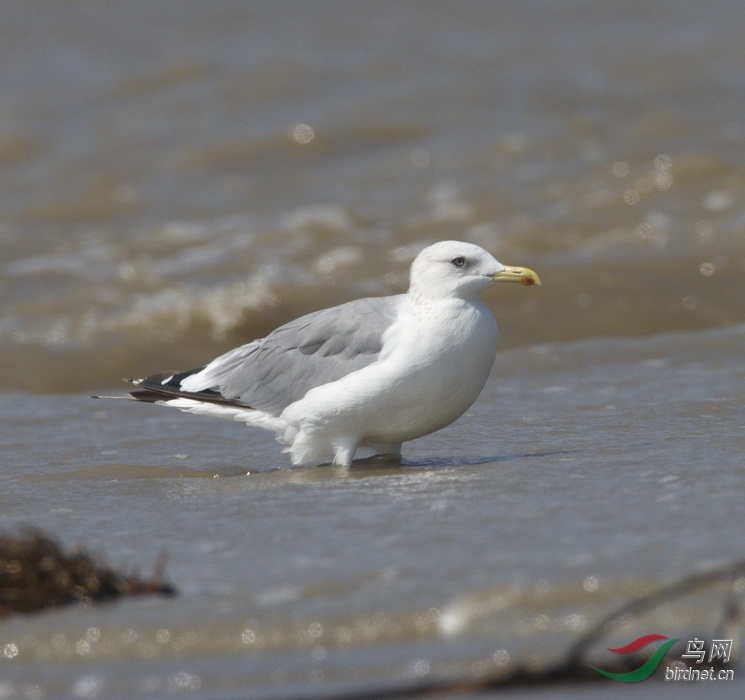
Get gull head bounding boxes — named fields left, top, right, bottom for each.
left=408, top=241, right=541, bottom=301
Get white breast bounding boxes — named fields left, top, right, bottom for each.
left=281, top=297, right=499, bottom=445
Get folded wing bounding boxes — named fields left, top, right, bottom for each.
left=130, top=295, right=402, bottom=415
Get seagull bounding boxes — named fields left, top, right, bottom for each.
left=101, top=241, right=540, bottom=466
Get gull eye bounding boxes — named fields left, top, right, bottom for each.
left=451, top=256, right=466, bottom=268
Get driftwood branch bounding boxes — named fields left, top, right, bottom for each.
left=319, top=559, right=745, bottom=698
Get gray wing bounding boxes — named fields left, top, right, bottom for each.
left=175, top=294, right=403, bottom=414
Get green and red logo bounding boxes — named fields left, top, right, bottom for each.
left=589, top=634, right=679, bottom=682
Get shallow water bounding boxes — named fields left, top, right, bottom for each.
left=2, top=1, right=745, bottom=697
left=2, top=1, right=745, bottom=391
left=2, top=326, right=745, bottom=697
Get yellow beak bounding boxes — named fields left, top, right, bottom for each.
left=490, top=265, right=542, bottom=287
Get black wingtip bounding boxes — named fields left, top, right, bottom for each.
left=89, top=394, right=137, bottom=401
left=96, top=367, right=252, bottom=409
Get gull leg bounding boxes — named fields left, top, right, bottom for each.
left=331, top=438, right=359, bottom=467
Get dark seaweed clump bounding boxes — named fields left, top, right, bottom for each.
left=0, top=530, right=175, bottom=618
